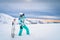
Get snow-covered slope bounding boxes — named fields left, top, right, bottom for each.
left=0, top=13, right=31, bottom=24
left=0, top=13, right=39, bottom=24
left=0, top=13, right=14, bottom=24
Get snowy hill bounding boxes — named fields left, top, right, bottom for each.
left=0, top=13, right=31, bottom=24
left=0, top=13, right=40, bottom=24
left=0, top=13, right=14, bottom=24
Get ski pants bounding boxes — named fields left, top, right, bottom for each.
left=18, top=24, right=30, bottom=36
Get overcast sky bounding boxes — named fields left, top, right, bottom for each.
left=0, top=0, right=60, bottom=11
left=0, top=0, right=60, bottom=18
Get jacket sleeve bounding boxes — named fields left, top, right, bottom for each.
left=18, top=17, right=21, bottom=24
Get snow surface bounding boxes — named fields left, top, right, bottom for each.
left=0, top=13, right=60, bottom=40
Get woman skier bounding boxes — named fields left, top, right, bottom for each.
left=18, top=13, right=30, bottom=36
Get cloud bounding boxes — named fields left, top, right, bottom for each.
left=0, top=2, right=54, bottom=12
left=0, top=1, right=60, bottom=18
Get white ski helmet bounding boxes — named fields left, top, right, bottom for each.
left=19, top=13, right=24, bottom=17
